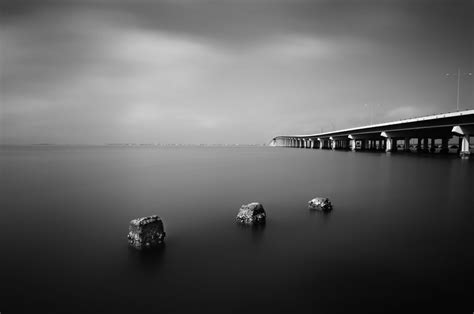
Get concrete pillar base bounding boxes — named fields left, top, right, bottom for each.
left=385, top=138, right=393, bottom=153
left=350, top=139, right=356, bottom=151
left=460, top=135, right=470, bottom=158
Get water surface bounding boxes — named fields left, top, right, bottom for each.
left=1, top=146, right=473, bottom=313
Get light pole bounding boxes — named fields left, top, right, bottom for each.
left=446, top=69, right=472, bottom=111
left=364, top=103, right=381, bottom=125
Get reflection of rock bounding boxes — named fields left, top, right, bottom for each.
left=236, top=202, right=266, bottom=224
left=308, top=197, right=333, bottom=212
left=128, top=215, right=166, bottom=249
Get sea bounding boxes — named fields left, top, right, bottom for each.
left=1, top=146, right=473, bottom=313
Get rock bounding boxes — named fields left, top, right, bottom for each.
left=308, top=197, right=333, bottom=211
left=127, top=215, right=166, bottom=249
left=236, top=202, right=266, bottom=224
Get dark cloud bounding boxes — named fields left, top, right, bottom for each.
left=1, top=0, right=472, bottom=144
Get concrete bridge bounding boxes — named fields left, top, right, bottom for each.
left=270, top=109, right=474, bottom=157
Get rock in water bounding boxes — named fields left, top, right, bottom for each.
left=127, top=215, right=166, bottom=249
left=308, top=197, right=333, bottom=211
left=236, top=202, right=266, bottom=224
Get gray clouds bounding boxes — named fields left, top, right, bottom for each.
left=1, top=0, right=473, bottom=144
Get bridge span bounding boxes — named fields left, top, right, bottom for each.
left=270, top=109, right=474, bottom=157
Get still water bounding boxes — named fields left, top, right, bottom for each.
left=1, top=146, right=473, bottom=313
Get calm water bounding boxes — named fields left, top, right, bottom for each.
left=1, top=146, right=473, bottom=313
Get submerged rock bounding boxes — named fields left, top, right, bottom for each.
left=308, top=197, right=333, bottom=211
left=128, top=215, right=166, bottom=249
left=236, top=202, right=266, bottom=224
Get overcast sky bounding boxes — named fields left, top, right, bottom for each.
left=1, top=0, right=473, bottom=144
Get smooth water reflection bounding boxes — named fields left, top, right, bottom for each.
left=0, top=146, right=473, bottom=313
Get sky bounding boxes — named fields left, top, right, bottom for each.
left=1, top=0, right=473, bottom=144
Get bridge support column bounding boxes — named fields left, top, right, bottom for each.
left=423, top=138, right=429, bottom=153
left=385, top=138, right=392, bottom=152
left=404, top=137, right=410, bottom=152
left=430, top=138, right=436, bottom=153
left=350, top=139, right=356, bottom=151
left=417, top=138, right=422, bottom=153
left=460, top=135, right=470, bottom=157
left=393, top=139, right=399, bottom=152
left=440, top=137, right=449, bottom=154
left=331, top=139, right=336, bottom=150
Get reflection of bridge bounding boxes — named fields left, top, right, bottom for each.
left=270, top=109, right=474, bottom=158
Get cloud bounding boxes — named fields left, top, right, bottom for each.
left=0, top=0, right=472, bottom=144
